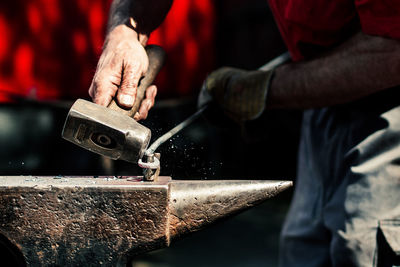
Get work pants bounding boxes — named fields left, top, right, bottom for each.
left=280, top=88, right=400, bottom=267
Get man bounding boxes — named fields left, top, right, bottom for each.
left=90, top=0, right=400, bottom=265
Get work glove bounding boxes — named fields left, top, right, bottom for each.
left=198, top=67, right=274, bottom=122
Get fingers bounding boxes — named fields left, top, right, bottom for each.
left=89, top=58, right=147, bottom=108
left=89, top=69, right=120, bottom=107
left=88, top=24, right=149, bottom=109
left=116, top=60, right=144, bottom=108
left=134, top=85, right=157, bottom=121
left=206, top=67, right=243, bottom=102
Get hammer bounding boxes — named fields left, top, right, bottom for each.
left=62, top=45, right=165, bottom=164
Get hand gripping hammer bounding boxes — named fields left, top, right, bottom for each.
left=62, top=45, right=165, bottom=165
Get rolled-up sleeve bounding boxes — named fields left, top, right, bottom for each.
left=356, top=0, right=400, bottom=39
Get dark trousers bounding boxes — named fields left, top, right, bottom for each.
left=280, top=88, right=400, bottom=267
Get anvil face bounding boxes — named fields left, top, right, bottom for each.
left=0, top=176, right=292, bottom=266
left=62, top=99, right=151, bottom=163
left=0, top=176, right=171, bottom=266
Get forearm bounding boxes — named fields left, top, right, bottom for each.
left=107, top=0, right=173, bottom=45
left=268, top=32, right=400, bottom=109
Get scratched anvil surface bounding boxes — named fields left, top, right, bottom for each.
left=0, top=176, right=292, bottom=266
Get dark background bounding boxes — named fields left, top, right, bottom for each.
left=0, top=0, right=301, bottom=266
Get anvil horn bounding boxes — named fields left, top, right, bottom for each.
left=168, top=180, right=292, bottom=241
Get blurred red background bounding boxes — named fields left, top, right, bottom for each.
left=0, top=0, right=215, bottom=102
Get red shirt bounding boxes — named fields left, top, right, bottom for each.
left=268, top=0, right=400, bottom=61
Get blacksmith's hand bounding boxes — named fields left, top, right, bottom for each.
left=198, top=67, right=274, bottom=122
left=89, top=24, right=157, bottom=121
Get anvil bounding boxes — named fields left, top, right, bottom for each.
left=0, top=176, right=292, bottom=266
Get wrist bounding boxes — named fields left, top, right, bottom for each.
left=128, top=18, right=149, bottom=46
left=266, top=64, right=291, bottom=109
left=106, top=23, right=148, bottom=47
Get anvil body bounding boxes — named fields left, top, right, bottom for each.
left=0, top=176, right=292, bottom=266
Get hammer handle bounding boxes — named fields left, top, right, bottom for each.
left=107, top=45, right=165, bottom=118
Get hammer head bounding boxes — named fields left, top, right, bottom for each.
left=62, top=99, right=151, bottom=163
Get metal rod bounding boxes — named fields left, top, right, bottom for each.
left=144, top=51, right=291, bottom=158
left=259, top=51, right=290, bottom=71
left=145, top=106, right=207, bottom=156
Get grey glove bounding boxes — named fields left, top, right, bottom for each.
left=198, top=67, right=274, bottom=122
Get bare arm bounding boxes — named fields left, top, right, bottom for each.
left=269, top=32, right=400, bottom=109
left=89, top=0, right=172, bottom=120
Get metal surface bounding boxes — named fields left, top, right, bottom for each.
left=169, top=179, right=292, bottom=241
left=0, top=176, right=292, bottom=266
left=62, top=99, right=151, bottom=163
left=62, top=46, right=165, bottom=164
left=138, top=154, right=160, bottom=170
left=142, top=153, right=161, bottom=181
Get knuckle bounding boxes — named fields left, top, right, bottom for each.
left=144, top=99, right=153, bottom=109
left=120, top=80, right=137, bottom=94
left=93, top=83, right=107, bottom=94
left=88, top=84, right=94, bottom=96
left=92, top=80, right=102, bottom=90
left=146, top=85, right=157, bottom=97
left=139, top=110, right=148, bottom=120
left=149, top=99, right=155, bottom=108
left=151, top=86, right=158, bottom=97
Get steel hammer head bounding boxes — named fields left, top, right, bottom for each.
left=62, top=99, right=151, bottom=163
